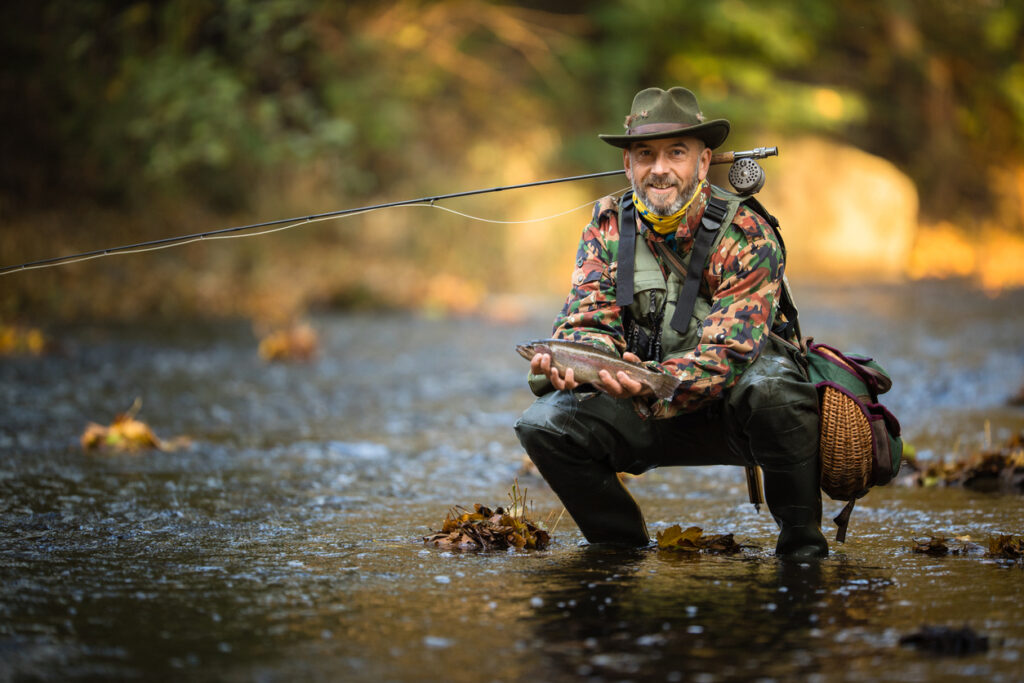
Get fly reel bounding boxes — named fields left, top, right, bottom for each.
left=728, top=157, right=766, bottom=195
left=712, top=146, right=776, bottom=196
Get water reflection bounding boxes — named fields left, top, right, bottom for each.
left=523, top=548, right=893, bottom=681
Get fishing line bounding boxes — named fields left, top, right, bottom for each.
left=0, top=191, right=629, bottom=275
left=0, top=169, right=629, bottom=276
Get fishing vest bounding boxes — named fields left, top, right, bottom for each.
left=616, top=185, right=746, bottom=363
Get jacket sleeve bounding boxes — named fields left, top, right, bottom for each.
left=648, top=208, right=783, bottom=418
left=550, top=197, right=628, bottom=355
left=526, top=198, right=627, bottom=396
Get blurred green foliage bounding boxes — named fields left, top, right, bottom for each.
left=1, top=0, right=1022, bottom=222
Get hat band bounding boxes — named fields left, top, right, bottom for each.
left=627, top=122, right=695, bottom=136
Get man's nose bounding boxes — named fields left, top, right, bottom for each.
left=652, top=151, right=671, bottom=175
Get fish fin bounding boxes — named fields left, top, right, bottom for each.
left=648, top=373, right=682, bottom=401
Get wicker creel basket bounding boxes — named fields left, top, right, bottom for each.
left=819, top=385, right=873, bottom=500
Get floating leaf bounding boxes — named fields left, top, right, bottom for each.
left=656, top=524, right=742, bottom=554
left=986, top=534, right=1024, bottom=560
left=912, top=537, right=953, bottom=555
left=899, top=625, right=989, bottom=655
left=80, top=399, right=190, bottom=453
left=258, top=323, right=318, bottom=362
left=0, top=324, right=49, bottom=356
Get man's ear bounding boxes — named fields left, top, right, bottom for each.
left=622, top=148, right=632, bottom=183
left=698, top=144, right=712, bottom=180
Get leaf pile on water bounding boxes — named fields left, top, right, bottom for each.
left=903, top=432, right=1024, bottom=493
left=899, top=625, right=989, bottom=655
left=0, top=324, right=49, bottom=356
left=656, top=525, right=742, bottom=554
left=80, top=399, right=190, bottom=453
left=423, top=482, right=550, bottom=551
left=258, top=323, right=318, bottom=362
left=986, top=534, right=1024, bottom=560
left=423, top=504, right=551, bottom=550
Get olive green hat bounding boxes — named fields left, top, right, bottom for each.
left=599, top=87, right=730, bottom=150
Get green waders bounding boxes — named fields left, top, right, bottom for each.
left=514, top=335, right=828, bottom=558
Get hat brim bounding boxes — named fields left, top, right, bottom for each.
left=599, top=119, right=730, bottom=150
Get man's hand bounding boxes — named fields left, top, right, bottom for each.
left=531, top=350, right=654, bottom=398
left=530, top=352, right=579, bottom=391
left=594, top=351, right=653, bottom=398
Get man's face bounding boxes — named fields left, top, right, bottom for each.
left=623, top=136, right=712, bottom=215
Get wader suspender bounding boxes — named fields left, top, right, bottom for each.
left=669, top=196, right=728, bottom=332
left=614, top=192, right=638, bottom=308
left=615, top=193, right=730, bottom=332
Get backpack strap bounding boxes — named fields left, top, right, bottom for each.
left=670, top=195, right=729, bottom=334
left=833, top=499, right=856, bottom=543
left=741, top=196, right=802, bottom=343
left=615, top=191, right=637, bottom=307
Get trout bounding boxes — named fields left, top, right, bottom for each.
left=515, top=339, right=681, bottom=400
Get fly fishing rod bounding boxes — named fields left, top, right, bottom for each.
left=0, top=147, right=776, bottom=276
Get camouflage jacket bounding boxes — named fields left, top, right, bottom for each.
left=551, top=183, right=784, bottom=419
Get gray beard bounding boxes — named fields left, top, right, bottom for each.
left=633, top=166, right=702, bottom=216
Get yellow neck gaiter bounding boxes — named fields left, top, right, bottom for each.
left=633, top=179, right=706, bottom=235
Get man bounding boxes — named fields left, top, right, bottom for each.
left=514, top=87, right=828, bottom=558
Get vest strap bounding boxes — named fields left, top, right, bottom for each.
left=615, top=192, right=637, bottom=307
left=670, top=195, right=730, bottom=334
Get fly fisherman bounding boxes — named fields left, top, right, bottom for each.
left=514, top=87, right=828, bottom=558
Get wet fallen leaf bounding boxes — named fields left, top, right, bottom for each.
left=910, top=536, right=985, bottom=556
left=899, top=625, right=989, bottom=655
left=80, top=399, right=190, bottom=453
left=656, top=524, right=742, bottom=554
left=0, top=324, right=49, bottom=356
left=258, top=323, right=318, bottom=362
left=911, top=537, right=954, bottom=555
left=986, top=534, right=1024, bottom=560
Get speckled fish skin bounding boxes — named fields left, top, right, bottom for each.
left=516, top=339, right=682, bottom=400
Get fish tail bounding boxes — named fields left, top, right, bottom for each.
left=649, top=373, right=682, bottom=401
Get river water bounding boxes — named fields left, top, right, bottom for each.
left=2, top=280, right=1023, bottom=682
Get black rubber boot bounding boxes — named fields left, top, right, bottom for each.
left=722, top=337, right=829, bottom=558
left=514, top=392, right=651, bottom=546
left=516, top=425, right=650, bottom=546
left=762, top=455, right=828, bottom=559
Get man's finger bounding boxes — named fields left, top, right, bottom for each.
left=530, top=353, right=547, bottom=375
left=616, top=370, right=644, bottom=394
left=550, top=365, right=565, bottom=390
left=597, top=369, right=623, bottom=395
